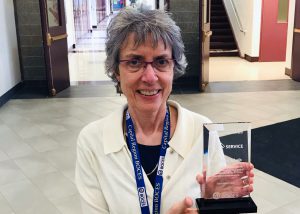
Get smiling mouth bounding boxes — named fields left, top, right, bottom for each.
left=138, top=90, right=160, bottom=96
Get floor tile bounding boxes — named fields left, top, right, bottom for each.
left=37, top=122, right=68, bottom=135
left=30, top=171, right=77, bottom=202
left=49, top=129, right=81, bottom=148
left=0, top=180, right=60, bottom=214
left=0, top=125, right=34, bottom=158
left=251, top=193, right=277, bottom=214
left=42, top=148, right=76, bottom=173
left=53, top=194, right=82, bottom=214
left=0, top=160, right=27, bottom=186
left=24, top=135, right=60, bottom=152
left=267, top=198, right=300, bottom=214
left=0, top=192, right=15, bottom=214
left=14, top=153, right=57, bottom=178
left=7, top=120, right=45, bottom=139
left=0, top=150, right=9, bottom=162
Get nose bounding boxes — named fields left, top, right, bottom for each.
left=141, top=63, right=158, bottom=83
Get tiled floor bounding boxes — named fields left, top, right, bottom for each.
left=1, top=13, right=300, bottom=214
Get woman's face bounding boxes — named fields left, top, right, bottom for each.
left=117, top=33, right=174, bottom=114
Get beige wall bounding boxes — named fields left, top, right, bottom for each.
left=223, top=0, right=262, bottom=58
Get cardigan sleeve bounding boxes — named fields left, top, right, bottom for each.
left=75, top=136, right=109, bottom=214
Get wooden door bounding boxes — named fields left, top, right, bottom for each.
left=200, top=0, right=212, bottom=91
left=259, top=0, right=289, bottom=62
left=40, top=0, right=70, bottom=96
left=291, top=0, right=300, bottom=81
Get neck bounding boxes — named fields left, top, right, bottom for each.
left=127, top=104, right=167, bottom=136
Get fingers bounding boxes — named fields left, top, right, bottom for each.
left=167, top=197, right=195, bottom=214
left=240, top=183, right=254, bottom=196
left=237, top=162, right=254, bottom=171
left=184, top=197, right=194, bottom=208
left=182, top=198, right=198, bottom=214
left=238, top=175, right=254, bottom=197
left=183, top=208, right=199, bottom=214
left=196, top=174, right=204, bottom=185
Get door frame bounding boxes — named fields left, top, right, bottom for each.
left=199, top=0, right=212, bottom=91
left=291, top=0, right=300, bottom=81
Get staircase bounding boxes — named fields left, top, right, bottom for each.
left=210, top=0, right=239, bottom=56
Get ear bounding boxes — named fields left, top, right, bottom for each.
left=116, top=74, right=120, bottom=82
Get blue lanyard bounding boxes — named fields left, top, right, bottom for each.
left=125, top=106, right=170, bottom=214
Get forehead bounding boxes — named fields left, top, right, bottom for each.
left=119, top=33, right=172, bottom=57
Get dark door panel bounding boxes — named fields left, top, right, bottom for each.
left=40, top=0, right=70, bottom=96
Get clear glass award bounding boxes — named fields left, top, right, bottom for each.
left=196, top=122, right=257, bottom=214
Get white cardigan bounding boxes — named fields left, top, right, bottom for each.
left=75, top=101, right=223, bottom=213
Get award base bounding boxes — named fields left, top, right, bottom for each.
left=196, top=197, right=257, bottom=214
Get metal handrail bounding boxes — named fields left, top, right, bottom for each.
left=229, top=0, right=246, bottom=33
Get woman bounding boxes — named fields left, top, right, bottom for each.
left=75, top=9, right=254, bottom=214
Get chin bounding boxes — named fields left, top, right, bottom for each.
left=139, top=101, right=167, bottom=112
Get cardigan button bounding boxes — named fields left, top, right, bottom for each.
left=166, top=175, right=171, bottom=180
left=169, top=149, right=174, bottom=154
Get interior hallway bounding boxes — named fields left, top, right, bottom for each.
left=68, top=13, right=291, bottom=84
left=1, top=12, right=300, bottom=214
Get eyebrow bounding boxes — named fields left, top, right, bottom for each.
left=123, top=54, right=171, bottom=59
left=123, top=54, right=143, bottom=59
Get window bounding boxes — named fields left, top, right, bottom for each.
left=277, top=0, right=289, bottom=23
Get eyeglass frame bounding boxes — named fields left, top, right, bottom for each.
left=118, top=58, right=176, bottom=73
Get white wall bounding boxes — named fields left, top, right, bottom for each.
left=88, top=0, right=97, bottom=28
left=285, top=0, right=296, bottom=69
left=106, top=0, right=111, bottom=15
left=223, top=0, right=262, bottom=57
left=159, top=0, right=164, bottom=10
left=65, top=0, right=76, bottom=49
left=0, top=0, right=21, bottom=97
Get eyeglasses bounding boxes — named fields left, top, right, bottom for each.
left=119, top=58, right=175, bottom=72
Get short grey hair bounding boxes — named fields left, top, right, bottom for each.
left=105, top=9, right=187, bottom=85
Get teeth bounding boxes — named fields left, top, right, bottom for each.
left=139, top=90, right=159, bottom=96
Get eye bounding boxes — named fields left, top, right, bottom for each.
left=155, top=58, right=169, bottom=67
left=127, top=59, right=142, bottom=67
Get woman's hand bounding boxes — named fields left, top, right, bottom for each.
left=167, top=197, right=198, bottom=214
left=197, top=162, right=254, bottom=199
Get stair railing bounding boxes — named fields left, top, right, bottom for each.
left=229, top=0, right=246, bottom=33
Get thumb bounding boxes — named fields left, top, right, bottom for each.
left=167, top=197, right=193, bottom=214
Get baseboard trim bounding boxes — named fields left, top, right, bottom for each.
left=0, top=82, right=22, bottom=107
left=245, top=54, right=259, bottom=62
left=285, top=67, right=292, bottom=77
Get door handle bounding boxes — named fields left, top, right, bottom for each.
left=295, top=28, right=300, bottom=33
left=202, top=30, right=212, bottom=41
left=47, top=33, right=68, bottom=46
left=205, top=31, right=213, bottom=37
